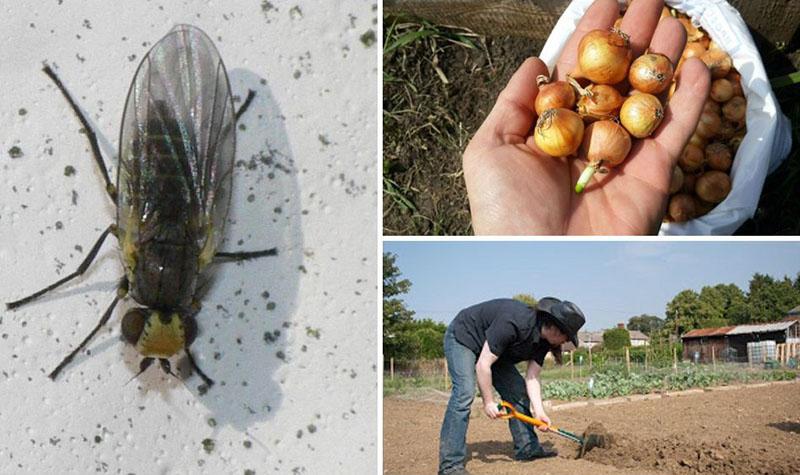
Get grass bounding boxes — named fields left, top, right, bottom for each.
left=382, top=18, right=488, bottom=235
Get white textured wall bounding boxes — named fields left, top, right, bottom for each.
left=0, top=1, right=377, bottom=473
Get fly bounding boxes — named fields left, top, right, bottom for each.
left=6, top=25, right=276, bottom=388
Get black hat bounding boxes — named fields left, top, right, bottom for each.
left=537, top=297, right=586, bottom=347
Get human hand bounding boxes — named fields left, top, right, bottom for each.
left=463, top=0, right=711, bottom=234
left=483, top=400, right=501, bottom=419
left=537, top=412, right=552, bottom=431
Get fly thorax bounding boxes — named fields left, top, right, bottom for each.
left=122, top=308, right=185, bottom=358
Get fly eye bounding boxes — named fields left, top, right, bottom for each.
left=121, top=308, right=147, bottom=345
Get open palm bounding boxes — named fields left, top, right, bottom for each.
left=464, top=0, right=711, bottom=234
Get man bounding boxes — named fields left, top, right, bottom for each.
left=438, top=297, right=586, bottom=475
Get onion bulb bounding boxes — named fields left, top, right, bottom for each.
left=668, top=193, right=697, bottom=222
left=688, top=132, right=706, bottom=149
left=620, top=93, right=664, bottom=138
left=574, top=120, right=632, bottom=193
left=576, top=83, right=625, bottom=121
left=705, top=142, right=732, bottom=172
left=701, top=49, right=732, bottom=79
left=574, top=29, right=633, bottom=85
left=682, top=172, right=698, bottom=194
left=628, top=53, right=674, bottom=94
left=678, top=18, right=705, bottom=42
left=710, top=78, right=734, bottom=103
left=669, top=166, right=684, bottom=195
left=534, top=108, right=585, bottom=157
left=695, top=109, right=722, bottom=139
left=722, top=96, right=746, bottom=124
left=696, top=171, right=731, bottom=203
left=678, top=143, right=705, bottom=173
left=535, top=75, right=577, bottom=116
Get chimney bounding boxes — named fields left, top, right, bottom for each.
left=617, top=323, right=625, bottom=329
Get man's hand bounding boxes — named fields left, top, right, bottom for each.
left=536, top=412, right=552, bottom=432
left=483, top=400, right=501, bottom=419
left=463, top=0, right=710, bottom=235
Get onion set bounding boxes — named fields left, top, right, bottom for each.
left=575, top=120, right=632, bottom=193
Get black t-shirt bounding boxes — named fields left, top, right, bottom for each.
left=451, top=298, right=550, bottom=365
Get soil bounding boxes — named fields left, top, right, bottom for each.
left=383, top=381, right=800, bottom=474
left=383, top=32, right=544, bottom=235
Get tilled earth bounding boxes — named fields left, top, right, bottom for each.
left=383, top=381, right=800, bottom=474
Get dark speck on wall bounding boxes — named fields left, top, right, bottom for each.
left=307, top=424, right=317, bottom=434
left=18, top=108, right=27, bottom=116
left=8, top=146, right=23, bottom=159
left=360, top=30, right=376, bottom=48
left=293, top=70, right=301, bottom=79
left=64, top=165, right=76, bottom=176
left=318, top=134, right=330, bottom=146
left=55, top=221, right=64, bottom=230
left=94, top=435, right=102, bottom=443
left=243, top=440, right=252, bottom=449
left=201, top=438, right=215, bottom=454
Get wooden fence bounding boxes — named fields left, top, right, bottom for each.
left=777, top=342, right=800, bottom=364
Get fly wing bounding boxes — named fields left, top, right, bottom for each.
left=117, top=24, right=235, bottom=275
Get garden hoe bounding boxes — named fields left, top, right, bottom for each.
left=497, top=400, right=610, bottom=458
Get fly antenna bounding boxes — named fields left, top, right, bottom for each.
left=125, top=357, right=155, bottom=386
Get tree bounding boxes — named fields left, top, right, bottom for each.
left=747, top=273, right=800, bottom=322
left=383, top=252, right=415, bottom=358
left=603, top=328, right=631, bottom=350
left=512, top=293, right=537, bottom=307
left=627, top=314, right=664, bottom=336
left=696, top=283, right=746, bottom=327
left=665, top=289, right=702, bottom=335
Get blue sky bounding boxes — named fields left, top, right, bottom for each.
left=383, top=241, right=800, bottom=330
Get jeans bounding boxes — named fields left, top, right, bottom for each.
left=438, top=324, right=543, bottom=474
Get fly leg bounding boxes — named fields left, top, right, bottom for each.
left=185, top=348, right=215, bottom=387
left=214, top=248, right=278, bottom=262
left=234, top=90, right=256, bottom=121
left=6, top=224, right=116, bottom=309
left=42, top=66, right=117, bottom=202
left=49, top=277, right=128, bottom=380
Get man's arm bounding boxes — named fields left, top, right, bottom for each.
left=476, top=341, right=501, bottom=419
left=524, top=360, right=551, bottom=430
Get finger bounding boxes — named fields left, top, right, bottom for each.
left=647, top=16, right=687, bottom=66
left=619, top=0, right=665, bottom=58
left=651, top=58, right=710, bottom=165
left=470, top=57, right=549, bottom=148
left=554, top=0, right=620, bottom=81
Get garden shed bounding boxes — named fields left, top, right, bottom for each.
left=682, top=321, right=800, bottom=363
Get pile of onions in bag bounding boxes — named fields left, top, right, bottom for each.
left=665, top=9, right=745, bottom=222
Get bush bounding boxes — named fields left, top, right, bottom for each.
left=603, top=328, right=631, bottom=350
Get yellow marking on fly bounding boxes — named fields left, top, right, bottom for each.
left=121, top=206, right=139, bottom=277
left=198, top=222, right=216, bottom=270
left=136, top=312, right=185, bottom=358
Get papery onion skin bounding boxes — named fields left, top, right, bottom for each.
left=669, top=166, right=684, bottom=195
left=695, top=110, right=722, bottom=139
left=574, top=120, right=631, bottom=193
left=575, top=29, right=633, bottom=85
left=668, top=193, right=697, bottom=222
left=577, top=84, right=625, bottom=121
left=722, top=96, right=746, bottom=123
left=710, top=78, right=734, bottom=103
left=695, top=171, right=732, bottom=203
left=535, top=78, right=578, bottom=116
left=705, top=142, right=733, bottom=172
left=678, top=143, right=705, bottom=173
left=701, top=49, right=732, bottom=79
left=628, top=53, right=674, bottom=94
left=619, top=93, right=664, bottom=138
left=534, top=108, right=585, bottom=157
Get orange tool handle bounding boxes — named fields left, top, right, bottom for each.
left=498, top=401, right=556, bottom=431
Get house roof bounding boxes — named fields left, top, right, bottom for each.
left=682, top=321, right=797, bottom=339
left=629, top=330, right=649, bottom=340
